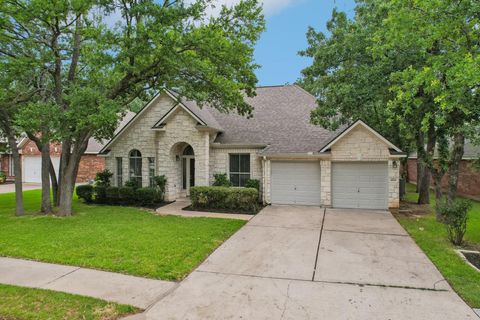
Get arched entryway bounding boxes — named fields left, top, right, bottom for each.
left=167, top=141, right=197, bottom=200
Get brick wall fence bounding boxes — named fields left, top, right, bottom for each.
left=407, top=159, right=480, bottom=198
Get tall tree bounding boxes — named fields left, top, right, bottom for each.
left=297, top=1, right=433, bottom=203
left=0, top=63, right=34, bottom=216
left=0, top=0, right=265, bottom=215
left=379, top=0, right=480, bottom=203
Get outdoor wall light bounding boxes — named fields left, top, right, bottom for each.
left=175, top=155, right=180, bottom=162
left=392, top=160, right=398, bottom=168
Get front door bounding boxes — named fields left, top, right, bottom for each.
left=182, top=156, right=195, bottom=195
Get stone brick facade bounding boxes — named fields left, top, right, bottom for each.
left=330, top=126, right=392, bottom=161
left=103, top=93, right=401, bottom=208
left=407, top=159, right=480, bottom=199
left=320, top=160, right=331, bottom=206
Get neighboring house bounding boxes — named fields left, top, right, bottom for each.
left=0, top=112, right=136, bottom=183
left=100, top=85, right=405, bottom=209
left=407, top=140, right=480, bottom=198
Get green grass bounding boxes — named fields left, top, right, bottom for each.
left=0, top=189, right=246, bottom=281
left=396, top=184, right=480, bottom=307
left=0, top=283, right=137, bottom=320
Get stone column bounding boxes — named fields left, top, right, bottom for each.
left=388, top=159, right=400, bottom=208
left=320, top=160, right=332, bottom=207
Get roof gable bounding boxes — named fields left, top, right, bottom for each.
left=319, top=120, right=402, bottom=153
left=99, top=93, right=170, bottom=154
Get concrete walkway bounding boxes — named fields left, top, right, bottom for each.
left=129, top=206, right=478, bottom=319
left=156, top=199, right=253, bottom=221
left=0, top=257, right=176, bottom=309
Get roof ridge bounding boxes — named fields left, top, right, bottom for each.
left=255, top=84, right=292, bottom=88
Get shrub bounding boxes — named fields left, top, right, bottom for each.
left=135, top=187, right=159, bottom=207
left=106, top=187, right=120, bottom=204
left=244, top=179, right=260, bottom=191
left=94, top=185, right=107, bottom=204
left=190, top=186, right=259, bottom=213
left=0, top=171, right=6, bottom=184
left=212, top=173, right=232, bottom=187
left=153, top=175, right=167, bottom=193
left=438, top=199, right=472, bottom=245
left=125, top=178, right=141, bottom=189
left=76, top=185, right=94, bottom=203
left=95, top=169, right=113, bottom=187
left=118, top=187, right=135, bottom=205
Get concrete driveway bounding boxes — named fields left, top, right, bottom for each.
left=133, top=206, right=478, bottom=320
left=0, top=182, right=41, bottom=194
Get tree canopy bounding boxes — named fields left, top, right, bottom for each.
left=0, top=0, right=266, bottom=215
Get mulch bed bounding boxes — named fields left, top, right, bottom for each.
left=463, top=251, right=480, bottom=270
left=391, top=200, right=433, bottom=217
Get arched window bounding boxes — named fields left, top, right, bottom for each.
left=183, top=145, right=194, bottom=156
left=129, top=149, right=142, bottom=187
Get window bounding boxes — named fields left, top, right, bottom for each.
left=148, top=157, right=155, bottom=187
left=229, top=154, right=250, bottom=187
left=116, top=157, right=123, bottom=186
left=183, top=145, right=194, bottom=156
left=129, top=149, right=142, bottom=187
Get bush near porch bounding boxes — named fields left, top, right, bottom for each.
left=76, top=184, right=165, bottom=208
left=190, top=186, right=260, bottom=214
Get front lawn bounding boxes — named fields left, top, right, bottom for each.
left=396, top=184, right=480, bottom=307
left=0, top=283, right=137, bottom=320
left=0, top=189, right=246, bottom=281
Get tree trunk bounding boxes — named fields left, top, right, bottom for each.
left=432, top=168, right=444, bottom=219
left=447, top=132, right=465, bottom=203
left=6, top=134, right=24, bottom=216
left=417, top=123, right=436, bottom=204
left=40, top=143, right=52, bottom=214
left=57, top=136, right=88, bottom=216
left=49, top=160, right=59, bottom=205
left=416, top=158, right=422, bottom=193
left=25, top=132, right=55, bottom=212
left=416, top=131, right=429, bottom=204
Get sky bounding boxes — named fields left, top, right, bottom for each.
left=252, top=0, right=356, bottom=86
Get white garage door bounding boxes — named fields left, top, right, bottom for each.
left=271, top=161, right=321, bottom=206
left=23, top=156, right=60, bottom=183
left=332, top=162, right=388, bottom=209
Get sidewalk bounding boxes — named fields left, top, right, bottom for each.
left=0, top=257, right=176, bottom=309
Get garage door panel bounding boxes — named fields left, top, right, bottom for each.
left=24, top=156, right=60, bottom=183
left=332, top=162, right=388, bottom=210
left=271, top=161, right=321, bottom=206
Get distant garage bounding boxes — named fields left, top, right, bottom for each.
left=331, top=162, right=388, bottom=210
left=23, top=156, right=60, bottom=183
left=271, top=161, right=321, bottom=206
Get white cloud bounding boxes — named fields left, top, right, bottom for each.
left=261, top=0, right=298, bottom=15
left=191, top=0, right=299, bottom=16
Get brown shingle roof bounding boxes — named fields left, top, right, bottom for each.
left=204, top=85, right=345, bottom=153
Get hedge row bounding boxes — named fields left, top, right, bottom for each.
left=76, top=184, right=163, bottom=207
left=190, top=186, right=259, bottom=213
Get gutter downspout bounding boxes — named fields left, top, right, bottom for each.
left=262, top=156, right=267, bottom=205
